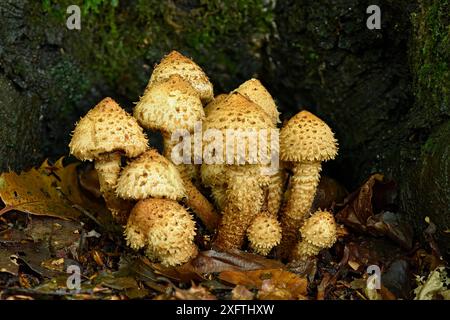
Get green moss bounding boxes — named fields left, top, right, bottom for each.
left=411, top=0, right=450, bottom=117
left=47, top=59, right=91, bottom=118
left=41, top=0, right=274, bottom=94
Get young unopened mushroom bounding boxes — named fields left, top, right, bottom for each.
left=125, top=198, right=197, bottom=267
left=292, top=210, right=337, bottom=261
left=69, top=97, right=148, bottom=222
left=147, top=50, right=214, bottom=104
left=134, top=75, right=219, bottom=231
left=247, top=213, right=282, bottom=256
left=203, top=93, right=277, bottom=249
left=278, top=110, right=338, bottom=258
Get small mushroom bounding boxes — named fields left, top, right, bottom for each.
left=247, top=212, right=282, bottom=256
left=147, top=50, right=214, bottom=104
left=278, top=110, right=338, bottom=258
left=292, top=210, right=337, bottom=261
left=134, top=75, right=219, bottom=231
left=125, top=198, right=197, bottom=267
left=69, top=97, right=148, bottom=222
left=203, top=93, right=276, bottom=249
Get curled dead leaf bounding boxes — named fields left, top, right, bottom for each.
left=219, top=269, right=307, bottom=300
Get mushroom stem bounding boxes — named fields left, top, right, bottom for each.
left=211, top=185, right=227, bottom=210
left=95, top=152, right=131, bottom=223
left=181, top=177, right=220, bottom=231
left=214, top=174, right=264, bottom=250
left=162, top=133, right=220, bottom=231
left=266, top=171, right=286, bottom=217
left=278, top=161, right=322, bottom=258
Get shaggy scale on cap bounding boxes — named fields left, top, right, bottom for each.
left=203, top=93, right=277, bottom=165
left=234, top=79, right=280, bottom=125
left=148, top=50, right=214, bottom=103
left=134, top=75, right=204, bottom=134
left=280, top=110, right=338, bottom=162
left=116, top=149, right=185, bottom=201
left=247, top=213, right=282, bottom=256
left=69, top=97, right=148, bottom=161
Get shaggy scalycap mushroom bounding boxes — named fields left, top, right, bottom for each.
left=69, top=97, right=148, bottom=222
left=125, top=198, right=197, bottom=266
left=116, top=149, right=185, bottom=201
left=293, top=210, right=337, bottom=260
left=147, top=50, right=214, bottom=104
left=203, top=94, right=277, bottom=249
left=247, top=213, right=282, bottom=256
left=278, top=110, right=338, bottom=259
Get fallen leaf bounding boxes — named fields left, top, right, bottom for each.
left=336, top=174, right=412, bottom=248
left=0, top=248, right=19, bottom=275
left=174, top=283, right=217, bottom=300
left=231, top=285, right=254, bottom=300
left=219, top=269, right=307, bottom=300
left=0, top=158, right=109, bottom=221
left=187, top=249, right=285, bottom=274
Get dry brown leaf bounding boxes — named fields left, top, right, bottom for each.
left=0, top=158, right=108, bottom=220
left=174, top=283, right=217, bottom=300
left=219, top=269, right=307, bottom=300
left=231, top=285, right=254, bottom=300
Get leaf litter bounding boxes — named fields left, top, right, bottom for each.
left=0, top=160, right=447, bottom=300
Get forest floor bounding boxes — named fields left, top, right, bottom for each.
left=0, top=158, right=448, bottom=300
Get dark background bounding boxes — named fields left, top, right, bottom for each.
left=0, top=0, right=448, bottom=252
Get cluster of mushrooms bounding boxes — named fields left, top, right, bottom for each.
left=69, top=51, right=339, bottom=267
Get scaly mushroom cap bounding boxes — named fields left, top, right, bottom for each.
left=204, top=94, right=228, bottom=117
left=69, top=97, right=148, bottom=161
left=124, top=198, right=197, bottom=266
left=234, top=79, right=280, bottom=125
left=134, top=75, right=205, bottom=133
left=300, top=210, right=337, bottom=249
left=203, top=93, right=276, bottom=165
left=116, top=149, right=185, bottom=200
left=247, top=213, right=282, bottom=255
left=280, top=110, right=338, bottom=162
left=148, top=50, right=214, bottom=103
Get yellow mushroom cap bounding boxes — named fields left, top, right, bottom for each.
left=116, top=149, right=185, bottom=200
left=234, top=79, right=280, bottom=125
left=69, top=97, right=148, bottom=161
left=280, top=110, right=338, bottom=162
left=134, top=74, right=205, bottom=133
left=300, top=209, right=337, bottom=249
left=204, top=94, right=228, bottom=117
left=124, top=198, right=197, bottom=266
left=148, top=50, right=214, bottom=103
left=247, top=213, right=282, bottom=255
left=203, top=93, right=277, bottom=165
